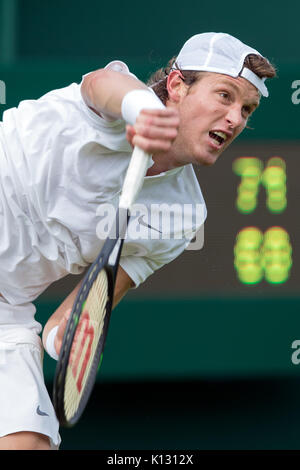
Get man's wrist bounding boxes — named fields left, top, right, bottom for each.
left=121, top=89, right=165, bottom=125
left=45, top=325, right=59, bottom=361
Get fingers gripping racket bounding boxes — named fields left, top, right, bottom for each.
left=53, top=146, right=151, bottom=427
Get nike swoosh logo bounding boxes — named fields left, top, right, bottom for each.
left=138, top=215, right=162, bottom=233
left=36, top=406, right=49, bottom=417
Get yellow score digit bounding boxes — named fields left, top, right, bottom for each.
left=234, top=226, right=292, bottom=285
left=233, top=156, right=287, bottom=214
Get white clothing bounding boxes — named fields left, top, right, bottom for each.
left=0, top=299, right=60, bottom=448
left=0, top=61, right=206, bottom=325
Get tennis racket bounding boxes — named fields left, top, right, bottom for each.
left=53, top=146, right=151, bottom=427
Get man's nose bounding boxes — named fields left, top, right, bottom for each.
left=225, top=105, right=244, bottom=129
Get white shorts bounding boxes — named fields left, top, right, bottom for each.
left=0, top=326, right=61, bottom=449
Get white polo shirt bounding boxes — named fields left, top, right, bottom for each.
left=0, top=61, right=206, bottom=313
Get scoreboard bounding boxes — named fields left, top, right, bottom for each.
left=130, top=141, right=300, bottom=298
left=233, top=156, right=292, bottom=286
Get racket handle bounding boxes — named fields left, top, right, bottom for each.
left=119, top=146, right=152, bottom=209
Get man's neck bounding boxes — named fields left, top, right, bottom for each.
left=146, top=150, right=181, bottom=176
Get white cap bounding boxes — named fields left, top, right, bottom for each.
left=174, top=32, right=269, bottom=97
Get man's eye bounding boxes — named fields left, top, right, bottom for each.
left=218, top=91, right=231, bottom=101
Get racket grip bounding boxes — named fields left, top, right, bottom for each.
left=119, top=146, right=152, bottom=209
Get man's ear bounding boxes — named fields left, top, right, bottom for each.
left=166, top=70, right=188, bottom=104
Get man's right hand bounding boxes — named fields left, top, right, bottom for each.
left=126, top=107, right=180, bottom=156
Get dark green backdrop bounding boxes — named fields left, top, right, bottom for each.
left=0, top=0, right=299, bottom=140
left=0, top=0, right=300, bottom=450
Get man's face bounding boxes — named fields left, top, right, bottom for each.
left=169, top=72, right=260, bottom=167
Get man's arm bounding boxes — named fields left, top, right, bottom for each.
left=42, top=266, right=135, bottom=357
left=80, top=68, right=180, bottom=155
left=81, top=68, right=148, bottom=120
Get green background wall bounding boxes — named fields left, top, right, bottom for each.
left=0, top=0, right=300, bottom=450
left=0, top=0, right=299, bottom=140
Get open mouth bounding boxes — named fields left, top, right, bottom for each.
left=209, top=131, right=228, bottom=146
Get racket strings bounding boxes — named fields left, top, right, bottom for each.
left=64, top=269, right=109, bottom=421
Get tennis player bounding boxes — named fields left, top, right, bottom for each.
left=0, top=33, right=276, bottom=449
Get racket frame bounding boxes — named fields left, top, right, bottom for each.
left=53, top=210, right=128, bottom=427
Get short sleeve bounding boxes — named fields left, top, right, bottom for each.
left=79, top=60, right=138, bottom=123
left=119, top=238, right=191, bottom=288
